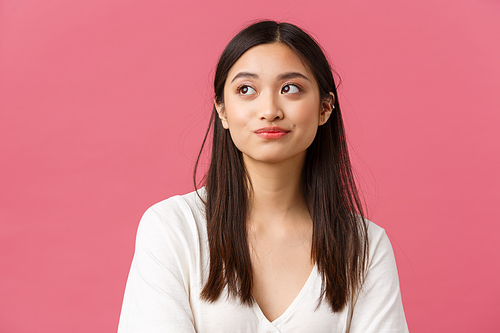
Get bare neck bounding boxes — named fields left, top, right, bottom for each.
left=244, top=153, right=311, bottom=231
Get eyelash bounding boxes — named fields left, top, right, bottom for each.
left=236, top=83, right=302, bottom=95
left=236, top=85, right=255, bottom=95
left=281, top=84, right=301, bottom=94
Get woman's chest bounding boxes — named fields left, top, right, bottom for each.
left=248, top=222, right=315, bottom=322
left=188, top=268, right=349, bottom=333
left=250, top=247, right=314, bottom=322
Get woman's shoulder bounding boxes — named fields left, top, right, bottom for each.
left=146, top=188, right=205, bottom=218
left=361, top=218, right=400, bottom=272
left=137, top=188, right=207, bottom=245
left=365, top=219, right=387, bottom=241
left=349, top=219, right=409, bottom=332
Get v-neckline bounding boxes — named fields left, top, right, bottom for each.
left=251, top=264, right=318, bottom=326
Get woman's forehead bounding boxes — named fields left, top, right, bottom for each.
left=226, top=43, right=314, bottom=83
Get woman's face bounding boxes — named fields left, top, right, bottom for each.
left=216, top=43, right=333, bottom=166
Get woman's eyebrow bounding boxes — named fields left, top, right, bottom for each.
left=278, top=72, right=310, bottom=81
left=230, top=72, right=259, bottom=83
left=230, top=71, right=310, bottom=83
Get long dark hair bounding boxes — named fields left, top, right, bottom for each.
left=194, top=21, right=368, bottom=312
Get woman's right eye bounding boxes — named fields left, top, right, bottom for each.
left=238, top=85, right=256, bottom=95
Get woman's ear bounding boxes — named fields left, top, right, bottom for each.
left=319, top=92, right=335, bottom=126
left=215, top=100, right=229, bottom=129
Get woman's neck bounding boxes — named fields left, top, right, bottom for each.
left=243, top=152, right=311, bottom=231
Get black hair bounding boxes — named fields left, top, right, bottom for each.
left=195, top=20, right=368, bottom=312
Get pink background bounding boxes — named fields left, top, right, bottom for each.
left=1, top=0, right=499, bottom=332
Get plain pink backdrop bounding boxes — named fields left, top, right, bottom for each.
left=1, top=0, right=499, bottom=332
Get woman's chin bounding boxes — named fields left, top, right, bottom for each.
left=241, top=151, right=307, bottom=166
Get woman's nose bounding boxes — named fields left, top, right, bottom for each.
left=258, top=93, right=284, bottom=121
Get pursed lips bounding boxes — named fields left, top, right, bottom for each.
left=254, top=127, right=290, bottom=139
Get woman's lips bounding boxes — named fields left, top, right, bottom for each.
left=254, top=127, right=290, bottom=139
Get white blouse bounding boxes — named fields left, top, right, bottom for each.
left=118, top=190, right=409, bottom=332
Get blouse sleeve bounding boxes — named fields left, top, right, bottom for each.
left=348, top=225, right=409, bottom=333
left=117, top=202, right=197, bottom=333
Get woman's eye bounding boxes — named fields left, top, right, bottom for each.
left=281, top=84, right=300, bottom=94
left=238, top=85, right=256, bottom=95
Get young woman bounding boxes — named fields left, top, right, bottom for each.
left=118, top=21, right=409, bottom=332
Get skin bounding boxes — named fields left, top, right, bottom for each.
left=216, top=43, right=334, bottom=322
